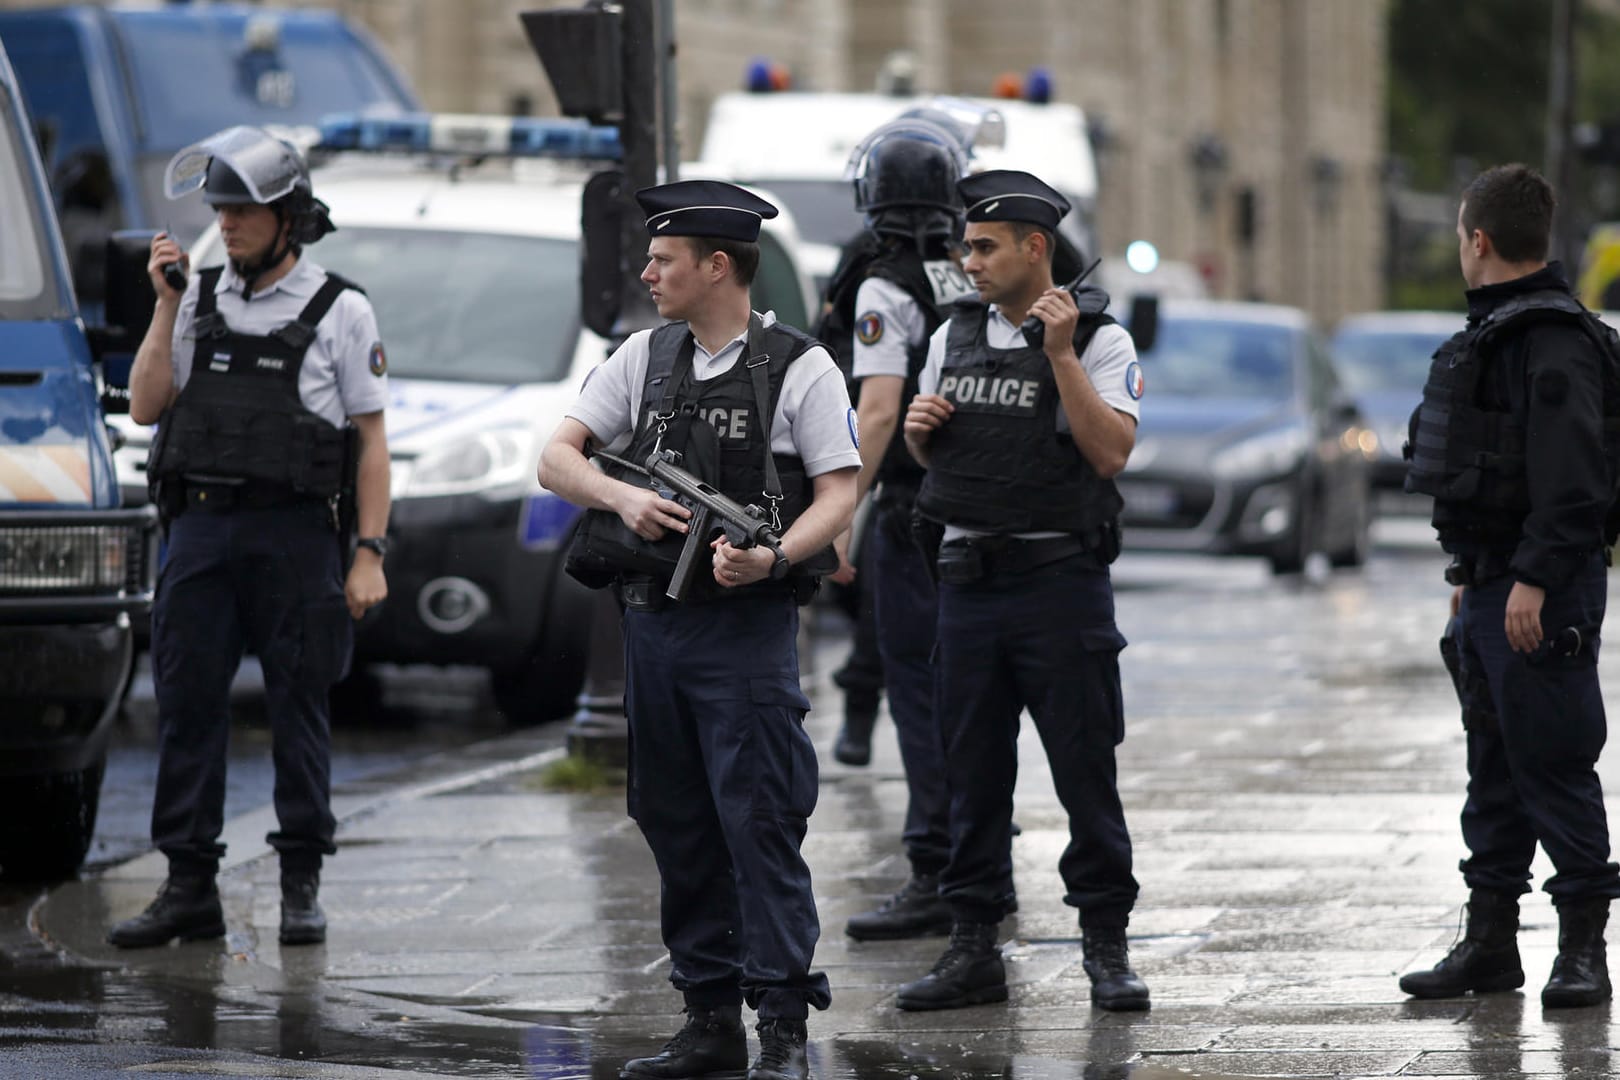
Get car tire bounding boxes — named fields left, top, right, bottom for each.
left=0, top=759, right=105, bottom=881
left=1268, top=487, right=1315, bottom=576
left=490, top=554, right=592, bottom=726
left=1328, top=490, right=1372, bottom=569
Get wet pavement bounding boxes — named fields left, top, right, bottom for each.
left=10, top=529, right=1620, bottom=1078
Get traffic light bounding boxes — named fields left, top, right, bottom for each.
left=519, top=5, right=623, bottom=125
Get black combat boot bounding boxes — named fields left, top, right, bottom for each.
left=832, top=702, right=878, bottom=766
left=1542, top=898, right=1612, bottom=1009
left=280, top=869, right=327, bottom=946
left=621, top=1004, right=748, bottom=1079
left=895, top=920, right=1007, bottom=1011
left=747, top=1018, right=808, bottom=1080
left=846, top=873, right=952, bottom=941
left=1399, top=890, right=1524, bottom=999
left=106, top=872, right=226, bottom=948
left=1081, top=925, right=1150, bottom=1011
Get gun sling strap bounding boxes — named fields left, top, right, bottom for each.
left=649, top=312, right=785, bottom=530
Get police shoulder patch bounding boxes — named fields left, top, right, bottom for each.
left=1125, top=361, right=1145, bottom=401
left=368, top=342, right=388, bottom=377
left=847, top=407, right=860, bottom=449
left=855, top=311, right=884, bottom=346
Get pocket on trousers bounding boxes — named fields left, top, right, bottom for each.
left=301, top=597, right=354, bottom=689
left=747, top=676, right=817, bottom=819
left=1076, top=626, right=1128, bottom=746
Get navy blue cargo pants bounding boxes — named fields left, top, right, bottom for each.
left=623, top=590, right=832, bottom=1021
left=150, top=500, right=349, bottom=877
left=869, top=504, right=950, bottom=875
left=1456, top=553, right=1620, bottom=905
left=935, top=554, right=1139, bottom=928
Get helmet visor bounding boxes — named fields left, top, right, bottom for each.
left=164, top=126, right=303, bottom=204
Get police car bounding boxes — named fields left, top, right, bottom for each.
left=112, top=113, right=821, bottom=723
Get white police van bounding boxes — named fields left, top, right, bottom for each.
left=696, top=70, right=1101, bottom=290
left=112, top=113, right=820, bottom=723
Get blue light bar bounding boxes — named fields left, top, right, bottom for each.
left=317, top=112, right=622, bottom=161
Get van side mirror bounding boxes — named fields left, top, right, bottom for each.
left=580, top=169, right=627, bottom=339
left=1129, top=294, right=1159, bottom=354
left=100, top=231, right=160, bottom=352
left=90, top=231, right=161, bottom=413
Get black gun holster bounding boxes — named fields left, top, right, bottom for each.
left=1440, top=615, right=1496, bottom=732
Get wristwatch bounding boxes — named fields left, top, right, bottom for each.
left=356, top=536, right=389, bottom=560
left=768, top=550, right=791, bottom=580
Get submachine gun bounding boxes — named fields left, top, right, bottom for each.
left=591, top=446, right=788, bottom=603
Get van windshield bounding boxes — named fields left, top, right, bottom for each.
left=740, top=179, right=864, bottom=249
left=114, top=16, right=411, bottom=151
left=280, top=227, right=582, bottom=384
left=0, top=78, right=64, bottom=320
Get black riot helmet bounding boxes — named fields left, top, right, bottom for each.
left=846, top=118, right=969, bottom=248
left=168, top=126, right=336, bottom=294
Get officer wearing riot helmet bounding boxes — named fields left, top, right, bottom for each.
left=900, top=169, right=1149, bottom=1013
left=539, top=180, right=858, bottom=1080
left=820, top=116, right=978, bottom=942
left=1401, top=164, right=1620, bottom=1009
left=108, top=127, right=390, bottom=950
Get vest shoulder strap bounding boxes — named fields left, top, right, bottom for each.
left=193, top=267, right=225, bottom=319
left=271, top=273, right=357, bottom=351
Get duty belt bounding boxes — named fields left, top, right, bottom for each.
left=937, top=534, right=1099, bottom=584
left=1444, top=551, right=1514, bottom=587
left=182, top=478, right=320, bottom=514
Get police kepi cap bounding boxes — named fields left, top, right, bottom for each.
left=636, top=180, right=779, bottom=242
left=957, top=169, right=1071, bottom=230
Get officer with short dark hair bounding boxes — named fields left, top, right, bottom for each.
left=108, top=127, right=391, bottom=949
left=1401, top=163, right=1620, bottom=1009
left=820, top=116, right=978, bottom=941
left=540, top=180, right=859, bottom=1080
left=899, top=169, right=1150, bottom=1013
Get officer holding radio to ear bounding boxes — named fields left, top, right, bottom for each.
left=108, top=126, right=391, bottom=952
left=900, top=169, right=1150, bottom=1013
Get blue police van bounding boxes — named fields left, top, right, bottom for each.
left=0, top=2, right=419, bottom=314
left=0, top=40, right=157, bottom=879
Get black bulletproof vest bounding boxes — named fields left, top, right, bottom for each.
left=605, top=315, right=834, bottom=593
left=916, top=294, right=1124, bottom=534
left=150, top=266, right=353, bottom=499
left=1405, top=288, right=1620, bottom=545
left=863, top=249, right=955, bottom=494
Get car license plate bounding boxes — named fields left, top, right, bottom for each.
left=1118, top=481, right=1177, bottom=517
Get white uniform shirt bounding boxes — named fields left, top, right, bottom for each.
left=567, top=311, right=862, bottom=478
left=850, top=277, right=928, bottom=381
left=170, top=258, right=389, bottom=427
left=919, top=305, right=1143, bottom=539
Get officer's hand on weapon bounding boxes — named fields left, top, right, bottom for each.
left=904, top=393, right=954, bottom=438
left=616, top=484, right=690, bottom=541
left=147, top=233, right=190, bottom=301
left=1029, top=286, right=1080, bottom=364
left=345, top=558, right=387, bottom=620
left=1505, top=581, right=1546, bottom=654
left=712, top=535, right=774, bottom=588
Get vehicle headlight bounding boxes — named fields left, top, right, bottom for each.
left=403, top=428, right=536, bottom=498
left=1210, top=425, right=1309, bottom=480
left=0, top=526, right=133, bottom=592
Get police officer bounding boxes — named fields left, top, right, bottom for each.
left=539, top=180, right=859, bottom=1080
left=1401, top=164, right=1620, bottom=1009
left=899, top=169, right=1149, bottom=1013
left=108, top=127, right=390, bottom=950
left=820, top=117, right=977, bottom=941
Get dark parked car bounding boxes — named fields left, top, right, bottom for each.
left=1331, top=310, right=1461, bottom=514
left=1118, top=300, right=1375, bottom=574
